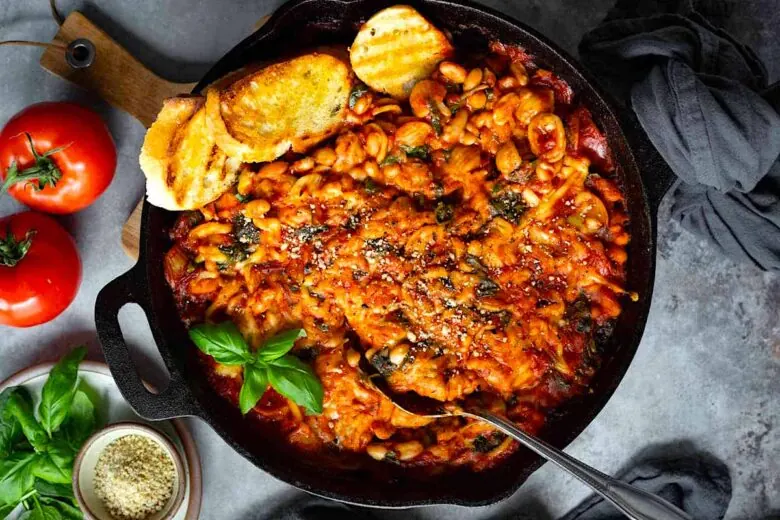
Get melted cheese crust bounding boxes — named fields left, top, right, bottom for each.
left=165, top=46, right=631, bottom=473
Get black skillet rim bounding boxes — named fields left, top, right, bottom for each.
left=131, top=0, right=662, bottom=508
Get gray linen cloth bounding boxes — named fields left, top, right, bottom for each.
left=579, top=0, right=780, bottom=270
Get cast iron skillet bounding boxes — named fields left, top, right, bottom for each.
left=95, top=0, right=675, bottom=507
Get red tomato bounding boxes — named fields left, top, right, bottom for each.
left=0, top=212, right=81, bottom=327
left=0, top=102, right=116, bottom=214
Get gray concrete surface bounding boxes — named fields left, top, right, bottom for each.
left=0, top=1, right=777, bottom=518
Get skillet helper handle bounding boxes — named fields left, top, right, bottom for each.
left=39, top=11, right=195, bottom=127
left=95, top=267, right=201, bottom=420
left=468, top=410, right=693, bottom=520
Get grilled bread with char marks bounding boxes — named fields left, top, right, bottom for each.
left=140, top=97, right=241, bottom=211
left=205, top=52, right=352, bottom=163
left=350, top=5, right=453, bottom=99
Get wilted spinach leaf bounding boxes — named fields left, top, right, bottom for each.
left=566, top=294, right=592, bottom=333
left=233, top=215, right=260, bottom=245
left=428, top=101, right=443, bottom=134
left=297, top=225, right=329, bottom=242
left=472, top=432, right=507, bottom=453
left=370, top=348, right=397, bottom=377
left=400, top=145, right=430, bottom=160
left=380, top=155, right=400, bottom=167
left=464, top=254, right=487, bottom=274
left=475, top=279, right=500, bottom=298
left=435, top=202, right=454, bottom=223
left=348, top=83, right=369, bottom=109
left=490, top=190, right=527, bottom=224
left=365, top=237, right=398, bottom=255
left=343, top=214, right=361, bottom=231
left=364, top=178, right=380, bottom=194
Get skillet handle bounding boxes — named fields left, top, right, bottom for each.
left=95, top=266, right=201, bottom=420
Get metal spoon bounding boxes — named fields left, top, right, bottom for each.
left=359, top=359, right=692, bottom=520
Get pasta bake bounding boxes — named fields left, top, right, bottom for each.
left=161, top=26, right=632, bottom=472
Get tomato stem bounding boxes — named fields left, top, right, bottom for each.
left=2, top=133, right=70, bottom=192
left=0, top=225, right=35, bottom=267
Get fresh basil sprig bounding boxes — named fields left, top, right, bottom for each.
left=189, top=322, right=254, bottom=366
left=0, top=346, right=96, bottom=519
left=38, top=347, right=85, bottom=438
left=188, top=322, right=323, bottom=415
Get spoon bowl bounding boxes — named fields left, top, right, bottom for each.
left=357, top=353, right=692, bottom=520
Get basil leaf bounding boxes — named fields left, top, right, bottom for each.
left=188, top=321, right=254, bottom=365
left=31, top=452, right=71, bottom=484
left=238, top=363, right=268, bottom=415
left=34, top=480, right=75, bottom=501
left=0, top=388, right=22, bottom=458
left=39, top=346, right=86, bottom=437
left=0, top=503, right=15, bottom=518
left=4, top=389, right=47, bottom=451
left=257, top=329, right=307, bottom=363
left=19, top=504, right=61, bottom=520
left=0, top=451, right=37, bottom=505
left=60, top=390, right=95, bottom=450
left=267, top=356, right=323, bottom=415
left=39, top=497, right=82, bottom=519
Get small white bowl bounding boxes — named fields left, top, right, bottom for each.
left=73, top=422, right=186, bottom=520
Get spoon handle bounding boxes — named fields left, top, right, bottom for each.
left=466, top=410, right=692, bottom=520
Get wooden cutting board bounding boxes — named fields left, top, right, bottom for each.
left=40, top=12, right=269, bottom=260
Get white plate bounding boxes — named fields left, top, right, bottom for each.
left=0, top=361, right=202, bottom=520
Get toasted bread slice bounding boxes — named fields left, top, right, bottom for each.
left=350, top=5, right=453, bottom=99
left=205, top=52, right=352, bottom=163
left=140, top=97, right=241, bottom=210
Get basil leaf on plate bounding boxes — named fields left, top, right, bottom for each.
left=4, top=389, right=48, bottom=451
left=31, top=452, right=71, bottom=484
left=0, top=503, right=15, bottom=518
left=256, top=329, right=307, bottom=363
left=0, top=451, right=37, bottom=506
left=34, top=480, right=75, bottom=501
left=189, top=321, right=254, bottom=365
left=28, top=437, right=75, bottom=486
left=39, top=497, right=82, bottom=519
left=238, top=363, right=269, bottom=415
left=19, top=504, right=60, bottom=520
left=45, top=439, right=75, bottom=470
left=267, top=356, right=323, bottom=415
left=0, top=388, right=22, bottom=458
left=59, top=390, right=95, bottom=450
left=38, top=346, right=86, bottom=437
